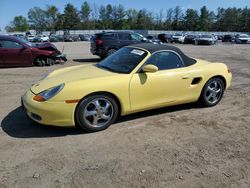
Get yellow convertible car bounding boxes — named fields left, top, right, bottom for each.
left=22, top=43, right=232, bottom=132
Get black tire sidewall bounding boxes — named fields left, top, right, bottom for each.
left=201, top=78, right=225, bottom=107
left=107, top=49, right=116, bottom=56
left=76, top=94, right=119, bottom=132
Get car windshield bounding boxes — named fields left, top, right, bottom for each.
left=96, top=47, right=148, bottom=74
left=18, top=37, right=33, bottom=46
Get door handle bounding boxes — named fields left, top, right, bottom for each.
left=182, top=76, right=190, bottom=79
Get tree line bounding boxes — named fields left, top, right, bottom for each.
left=5, top=2, right=250, bottom=33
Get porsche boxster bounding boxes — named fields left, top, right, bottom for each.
left=21, top=43, right=232, bottom=132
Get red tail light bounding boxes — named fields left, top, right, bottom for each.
left=96, top=39, right=103, bottom=46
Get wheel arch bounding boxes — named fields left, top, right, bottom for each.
left=207, top=75, right=227, bottom=89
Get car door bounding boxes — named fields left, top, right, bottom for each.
left=130, top=51, right=196, bottom=111
left=0, top=39, right=32, bottom=66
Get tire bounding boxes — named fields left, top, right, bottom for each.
left=34, top=57, right=46, bottom=66
left=107, top=48, right=117, bottom=56
left=75, top=94, right=119, bottom=132
left=200, top=77, right=225, bottom=107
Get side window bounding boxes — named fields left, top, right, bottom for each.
left=118, top=33, right=131, bottom=40
left=103, top=33, right=115, bottom=39
left=131, top=33, right=143, bottom=41
left=146, top=51, right=183, bottom=70
left=0, top=40, right=22, bottom=49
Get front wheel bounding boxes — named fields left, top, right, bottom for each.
left=75, top=94, right=118, bottom=132
left=200, top=78, right=225, bottom=107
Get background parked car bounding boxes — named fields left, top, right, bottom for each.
left=90, top=31, right=148, bottom=58
left=222, top=35, right=234, bottom=42
left=71, top=35, right=80, bottom=42
left=32, top=36, right=42, bottom=43
left=195, top=34, right=216, bottom=45
left=171, top=33, right=185, bottom=43
left=184, top=35, right=198, bottom=44
left=27, top=35, right=35, bottom=42
left=235, top=34, right=250, bottom=44
left=49, top=35, right=58, bottom=42
left=56, top=35, right=64, bottom=42
left=63, top=35, right=80, bottom=42
left=0, top=35, right=66, bottom=67
left=40, top=35, right=50, bottom=42
left=79, top=34, right=91, bottom=41
left=157, top=33, right=173, bottom=43
left=146, top=35, right=162, bottom=44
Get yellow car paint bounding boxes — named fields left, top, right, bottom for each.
left=22, top=47, right=232, bottom=127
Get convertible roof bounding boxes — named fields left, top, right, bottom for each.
left=129, top=43, right=196, bottom=66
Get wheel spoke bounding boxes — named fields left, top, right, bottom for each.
left=85, top=110, right=96, bottom=117
left=207, top=92, right=213, bottom=101
left=216, top=88, right=221, bottom=94
left=207, top=86, right=213, bottom=92
left=93, top=100, right=101, bottom=109
left=214, top=82, right=218, bottom=90
left=92, top=116, right=100, bottom=125
left=101, top=114, right=110, bottom=120
left=103, top=102, right=110, bottom=113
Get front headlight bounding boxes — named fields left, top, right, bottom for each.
left=33, top=83, right=64, bottom=102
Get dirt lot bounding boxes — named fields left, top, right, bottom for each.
left=0, top=42, right=249, bottom=188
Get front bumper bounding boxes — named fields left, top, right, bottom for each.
left=21, top=90, right=76, bottom=127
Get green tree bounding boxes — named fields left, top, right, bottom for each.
left=55, top=14, right=65, bottom=30
left=112, top=5, right=126, bottom=29
left=6, top=16, right=29, bottom=32
left=239, top=7, right=250, bottom=31
left=28, top=7, right=47, bottom=31
left=198, top=6, right=212, bottom=31
left=172, top=6, right=183, bottom=30
left=105, top=4, right=113, bottom=28
left=63, top=3, right=80, bottom=30
left=184, top=9, right=199, bottom=31
left=136, top=9, right=153, bottom=29
left=99, top=5, right=107, bottom=28
left=164, top=8, right=173, bottom=30
left=126, top=8, right=138, bottom=29
left=81, top=1, right=91, bottom=29
left=46, top=5, right=59, bottom=31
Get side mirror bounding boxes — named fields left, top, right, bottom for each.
left=142, top=64, right=158, bottom=73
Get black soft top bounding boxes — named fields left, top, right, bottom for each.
left=129, top=43, right=196, bottom=66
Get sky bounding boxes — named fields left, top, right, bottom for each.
left=0, top=0, right=249, bottom=31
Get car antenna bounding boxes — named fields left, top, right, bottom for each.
left=62, top=45, right=64, bottom=53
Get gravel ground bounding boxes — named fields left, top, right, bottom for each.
left=0, top=42, right=249, bottom=188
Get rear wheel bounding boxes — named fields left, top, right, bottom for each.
left=107, top=48, right=117, bottom=56
left=200, top=78, right=225, bottom=107
left=75, top=94, right=118, bottom=132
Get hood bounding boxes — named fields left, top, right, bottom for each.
left=34, top=42, right=59, bottom=52
left=31, top=64, right=117, bottom=94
